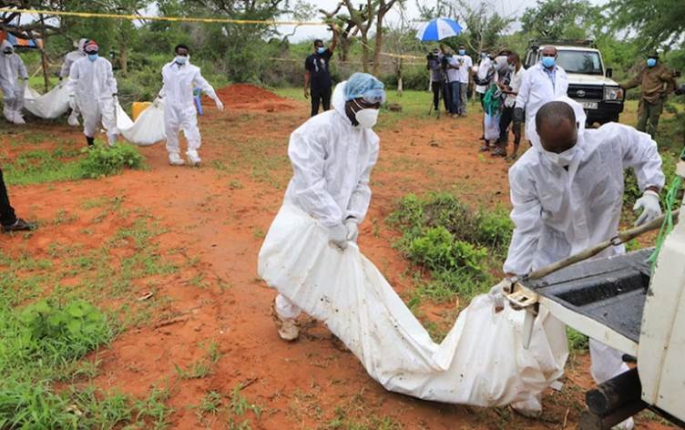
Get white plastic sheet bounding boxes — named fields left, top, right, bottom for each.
left=484, top=113, right=501, bottom=141
left=115, top=101, right=166, bottom=146
left=23, top=84, right=71, bottom=119
left=22, top=85, right=165, bottom=146
left=258, top=204, right=569, bottom=407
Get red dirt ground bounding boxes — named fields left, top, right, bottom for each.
left=209, top=83, right=296, bottom=113
left=0, top=87, right=673, bottom=429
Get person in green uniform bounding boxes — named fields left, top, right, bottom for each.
left=621, top=52, right=677, bottom=138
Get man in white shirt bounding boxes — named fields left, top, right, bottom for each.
left=454, top=45, right=473, bottom=116
left=493, top=52, right=525, bottom=159
left=445, top=51, right=461, bottom=116
left=514, top=46, right=569, bottom=144
left=475, top=51, right=494, bottom=108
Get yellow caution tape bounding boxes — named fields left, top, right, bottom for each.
left=380, top=52, right=426, bottom=60
left=0, top=7, right=326, bottom=26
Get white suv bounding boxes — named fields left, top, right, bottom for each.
left=525, top=41, right=625, bottom=125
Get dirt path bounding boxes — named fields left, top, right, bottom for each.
left=1, top=87, right=671, bottom=429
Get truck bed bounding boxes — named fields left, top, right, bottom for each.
left=520, top=249, right=654, bottom=343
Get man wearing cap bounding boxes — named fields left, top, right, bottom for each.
left=262, top=72, right=386, bottom=341
left=621, top=52, right=677, bottom=139
left=60, top=38, right=89, bottom=127
left=67, top=40, right=119, bottom=147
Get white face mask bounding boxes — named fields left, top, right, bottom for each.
left=175, top=55, right=188, bottom=65
left=352, top=99, right=380, bottom=129
left=355, top=108, right=379, bottom=129
left=542, top=146, right=577, bottom=167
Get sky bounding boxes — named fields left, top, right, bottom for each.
left=280, top=0, right=540, bottom=43
left=280, top=0, right=608, bottom=43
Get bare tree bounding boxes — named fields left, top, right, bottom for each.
left=1, top=1, right=67, bottom=90
left=383, top=3, right=420, bottom=94
left=453, top=0, right=513, bottom=54
left=343, top=0, right=374, bottom=73
left=371, top=0, right=401, bottom=77
left=319, top=2, right=360, bottom=63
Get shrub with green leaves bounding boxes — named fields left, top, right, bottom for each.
left=19, top=299, right=113, bottom=363
left=78, top=143, right=145, bottom=179
left=390, top=192, right=513, bottom=253
left=406, top=227, right=487, bottom=275
left=389, top=192, right=513, bottom=300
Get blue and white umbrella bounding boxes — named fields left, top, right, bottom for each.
left=415, top=18, right=463, bottom=42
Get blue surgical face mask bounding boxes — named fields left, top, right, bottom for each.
left=480, top=53, right=487, bottom=59
left=647, top=58, right=657, bottom=68
left=175, top=55, right=188, bottom=65
left=458, top=49, right=466, bottom=55
left=541, top=56, right=556, bottom=68
left=87, top=53, right=98, bottom=62
left=317, top=47, right=326, bottom=54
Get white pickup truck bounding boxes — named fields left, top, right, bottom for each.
left=524, top=40, right=625, bottom=126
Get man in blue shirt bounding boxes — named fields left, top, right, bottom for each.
left=304, top=25, right=338, bottom=117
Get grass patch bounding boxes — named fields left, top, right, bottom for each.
left=389, top=192, right=512, bottom=303
left=0, top=207, right=187, bottom=428
left=3, top=143, right=145, bottom=186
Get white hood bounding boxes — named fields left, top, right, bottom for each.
left=529, top=96, right=587, bottom=150
left=77, top=38, right=88, bottom=53
left=1, top=40, right=13, bottom=54
left=332, top=80, right=348, bottom=120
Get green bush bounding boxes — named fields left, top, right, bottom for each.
left=389, top=192, right=513, bottom=300
left=406, top=227, right=487, bottom=275
left=20, top=299, right=113, bottom=363
left=78, top=143, right=145, bottom=179
left=390, top=192, right=512, bottom=252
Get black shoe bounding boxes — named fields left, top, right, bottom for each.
left=86, top=136, right=95, bottom=147
left=2, top=218, right=36, bottom=233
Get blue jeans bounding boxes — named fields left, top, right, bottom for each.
left=449, top=81, right=461, bottom=114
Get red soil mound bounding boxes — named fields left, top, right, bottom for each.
left=207, top=83, right=295, bottom=112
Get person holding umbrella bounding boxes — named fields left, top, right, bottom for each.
left=416, top=18, right=463, bottom=117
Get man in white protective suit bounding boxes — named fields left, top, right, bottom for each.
left=495, top=98, right=664, bottom=428
left=0, top=40, right=29, bottom=125
left=271, top=72, right=385, bottom=341
left=159, top=44, right=224, bottom=167
left=60, top=38, right=89, bottom=127
left=513, top=46, right=569, bottom=144
left=67, top=40, right=119, bottom=147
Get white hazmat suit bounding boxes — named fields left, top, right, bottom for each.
left=275, top=81, right=380, bottom=320
left=504, top=98, right=664, bottom=429
left=0, top=40, right=29, bottom=124
left=160, top=59, right=222, bottom=165
left=515, top=62, right=569, bottom=143
left=67, top=55, right=118, bottom=145
left=60, top=38, right=88, bottom=126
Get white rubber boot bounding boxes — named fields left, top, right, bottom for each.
left=12, top=111, right=25, bottom=125
left=272, top=301, right=299, bottom=341
left=67, top=111, right=80, bottom=127
left=168, top=152, right=185, bottom=166
left=186, top=150, right=202, bottom=167
left=107, top=133, right=117, bottom=147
